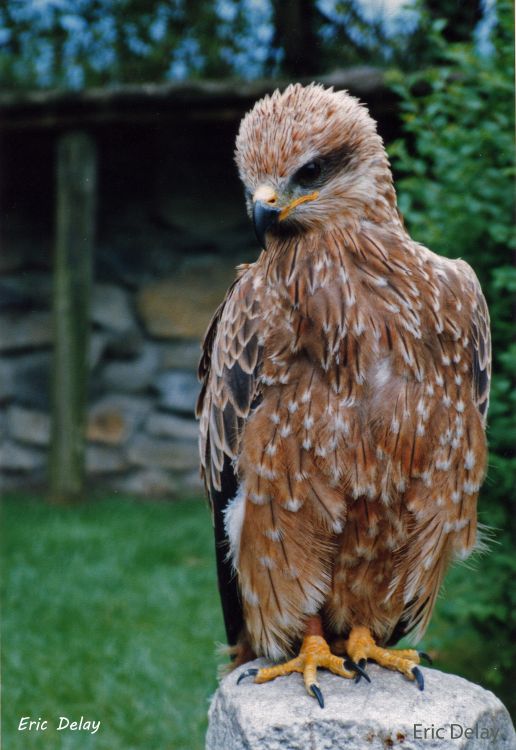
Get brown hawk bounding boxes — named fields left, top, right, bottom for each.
left=196, top=84, right=490, bottom=705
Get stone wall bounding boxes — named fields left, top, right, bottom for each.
left=0, top=247, right=250, bottom=496
left=1, top=115, right=256, bottom=495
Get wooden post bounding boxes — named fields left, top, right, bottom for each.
left=50, top=132, right=97, bottom=503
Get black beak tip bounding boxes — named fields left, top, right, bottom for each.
left=252, top=201, right=281, bottom=249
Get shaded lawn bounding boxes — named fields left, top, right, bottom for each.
left=1, top=495, right=225, bottom=750
left=2, top=494, right=511, bottom=750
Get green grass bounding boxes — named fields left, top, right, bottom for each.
left=1, top=495, right=225, bottom=750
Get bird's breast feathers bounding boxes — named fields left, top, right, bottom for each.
left=201, top=220, right=489, bottom=510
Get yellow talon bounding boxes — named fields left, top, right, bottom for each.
left=346, top=626, right=425, bottom=690
left=238, top=633, right=355, bottom=704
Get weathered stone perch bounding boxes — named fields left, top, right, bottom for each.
left=206, top=658, right=515, bottom=750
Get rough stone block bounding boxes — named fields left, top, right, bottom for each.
left=87, top=394, right=152, bottom=446
left=207, top=660, right=516, bottom=750
left=0, top=312, right=53, bottom=351
left=7, top=405, right=50, bottom=446
left=136, top=264, right=234, bottom=339
left=0, top=440, right=46, bottom=471
left=127, top=434, right=198, bottom=471
left=91, top=283, right=135, bottom=334
left=153, top=370, right=199, bottom=416
left=89, top=331, right=111, bottom=369
left=86, top=445, right=128, bottom=474
left=0, top=352, right=51, bottom=408
left=158, top=340, right=201, bottom=371
left=101, top=343, right=160, bottom=392
left=145, top=411, right=198, bottom=441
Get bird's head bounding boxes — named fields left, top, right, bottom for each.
left=235, top=83, right=395, bottom=248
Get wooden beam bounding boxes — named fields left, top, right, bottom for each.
left=50, top=132, right=97, bottom=503
left=0, top=68, right=390, bottom=131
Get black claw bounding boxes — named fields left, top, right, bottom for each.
left=344, top=658, right=360, bottom=683
left=412, top=666, right=425, bottom=691
left=237, top=668, right=258, bottom=685
left=310, top=683, right=325, bottom=708
left=418, top=651, right=433, bottom=666
left=344, top=658, right=371, bottom=684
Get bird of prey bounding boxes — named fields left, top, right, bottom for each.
left=196, top=83, right=490, bottom=706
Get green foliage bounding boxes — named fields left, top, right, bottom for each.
left=388, top=1, right=515, bottom=714
left=1, top=495, right=225, bottom=750
left=0, top=0, right=274, bottom=89
left=0, top=0, right=409, bottom=90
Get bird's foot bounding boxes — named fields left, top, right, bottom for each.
left=237, top=634, right=368, bottom=707
left=346, top=626, right=427, bottom=690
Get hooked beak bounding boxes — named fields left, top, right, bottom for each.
left=252, top=185, right=281, bottom=249
left=253, top=200, right=281, bottom=249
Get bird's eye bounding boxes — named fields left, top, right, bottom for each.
left=293, top=160, right=322, bottom=186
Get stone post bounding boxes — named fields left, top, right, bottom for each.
left=207, top=658, right=516, bottom=749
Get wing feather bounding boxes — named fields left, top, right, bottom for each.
left=196, top=264, right=263, bottom=645
left=464, top=265, right=491, bottom=422
left=392, top=256, right=491, bottom=643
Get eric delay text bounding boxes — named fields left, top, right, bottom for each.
left=18, top=716, right=100, bottom=734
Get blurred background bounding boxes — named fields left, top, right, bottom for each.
left=0, top=1, right=514, bottom=748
